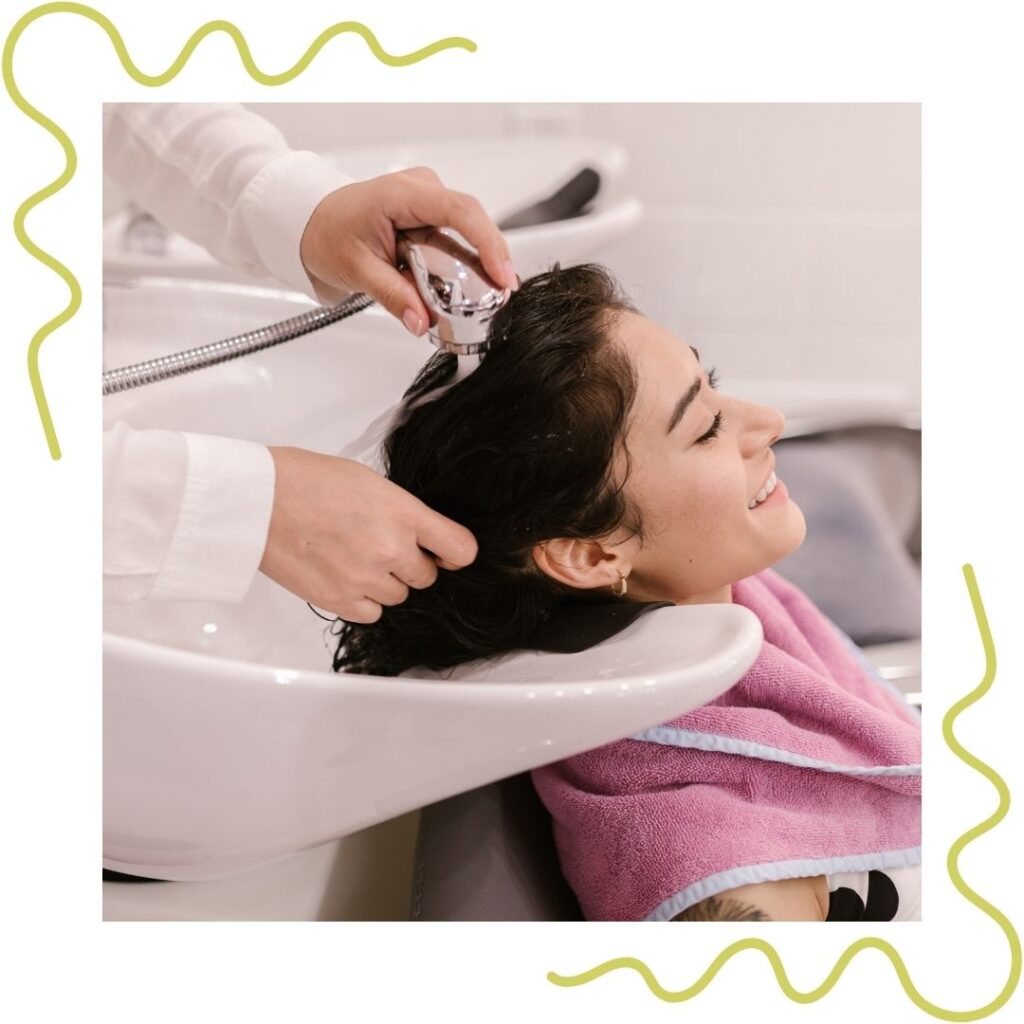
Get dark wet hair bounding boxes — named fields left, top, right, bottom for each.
left=332, top=263, right=642, bottom=676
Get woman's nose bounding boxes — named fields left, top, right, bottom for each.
left=738, top=401, right=785, bottom=456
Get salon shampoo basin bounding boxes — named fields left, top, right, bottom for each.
left=104, top=600, right=761, bottom=880
left=102, top=276, right=761, bottom=881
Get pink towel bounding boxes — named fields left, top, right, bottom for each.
left=530, top=569, right=922, bottom=920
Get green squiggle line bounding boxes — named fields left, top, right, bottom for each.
left=2, top=3, right=476, bottom=460
left=548, top=564, right=1020, bottom=1022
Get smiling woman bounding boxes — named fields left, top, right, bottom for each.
left=331, top=263, right=922, bottom=922
left=541, top=313, right=809, bottom=609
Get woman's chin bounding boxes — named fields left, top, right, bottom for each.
left=767, top=501, right=808, bottom=564
left=790, top=498, right=808, bottom=547
left=748, top=498, right=807, bottom=575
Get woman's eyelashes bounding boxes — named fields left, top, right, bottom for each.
left=694, top=367, right=723, bottom=443
left=697, top=410, right=724, bottom=444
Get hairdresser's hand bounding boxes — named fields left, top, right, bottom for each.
left=298, top=166, right=518, bottom=336
left=258, top=446, right=477, bottom=623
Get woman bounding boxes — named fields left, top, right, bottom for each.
left=332, top=264, right=922, bottom=922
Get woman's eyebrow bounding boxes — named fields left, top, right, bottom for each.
left=667, top=379, right=702, bottom=433
left=666, top=346, right=705, bottom=434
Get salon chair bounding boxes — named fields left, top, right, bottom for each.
left=410, top=423, right=922, bottom=920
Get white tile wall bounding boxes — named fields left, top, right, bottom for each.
left=572, top=104, right=919, bottom=212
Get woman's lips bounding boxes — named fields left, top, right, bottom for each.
left=751, top=476, right=788, bottom=510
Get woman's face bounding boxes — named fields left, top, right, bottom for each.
left=612, top=311, right=806, bottom=605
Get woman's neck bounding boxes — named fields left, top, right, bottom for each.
left=673, top=583, right=734, bottom=606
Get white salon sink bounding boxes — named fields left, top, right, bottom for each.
left=103, top=277, right=761, bottom=880
left=103, top=137, right=642, bottom=284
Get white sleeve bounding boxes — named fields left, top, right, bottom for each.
left=103, top=421, right=276, bottom=605
left=103, top=103, right=355, bottom=298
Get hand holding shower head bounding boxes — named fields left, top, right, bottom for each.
left=102, top=227, right=512, bottom=395
left=397, top=228, right=512, bottom=356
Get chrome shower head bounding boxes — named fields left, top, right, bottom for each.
left=397, top=227, right=512, bottom=356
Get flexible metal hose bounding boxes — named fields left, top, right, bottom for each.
left=100, top=168, right=603, bottom=397
left=101, top=291, right=375, bottom=396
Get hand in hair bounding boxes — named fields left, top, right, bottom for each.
left=259, top=446, right=477, bottom=623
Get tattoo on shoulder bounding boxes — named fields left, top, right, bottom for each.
left=672, top=896, right=771, bottom=922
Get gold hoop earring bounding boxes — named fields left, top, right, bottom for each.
left=610, top=571, right=629, bottom=598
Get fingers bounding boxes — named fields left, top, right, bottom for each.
left=445, top=192, right=519, bottom=292
left=393, top=550, right=440, bottom=590
left=336, top=596, right=383, bottom=625
left=364, top=574, right=410, bottom=608
left=356, top=256, right=431, bottom=335
left=330, top=556, right=436, bottom=624
left=403, top=165, right=444, bottom=186
left=414, top=507, right=478, bottom=571
left=324, top=571, right=411, bottom=624
left=402, top=180, right=518, bottom=292
left=326, top=556, right=439, bottom=625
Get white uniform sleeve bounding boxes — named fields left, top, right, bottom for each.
left=104, top=421, right=276, bottom=605
left=103, top=102, right=355, bottom=298
left=103, top=104, right=351, bottom=605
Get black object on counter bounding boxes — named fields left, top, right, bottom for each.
left=497, top=167, right=601, bottom=230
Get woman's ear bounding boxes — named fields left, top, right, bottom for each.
left=532, top=538, right=629, bottom=591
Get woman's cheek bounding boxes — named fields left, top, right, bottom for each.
left=694, top=475, right=738, bottom=525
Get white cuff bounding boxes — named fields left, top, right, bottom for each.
left=149, top=434, right=276, bottom=603
left=238, top=150, right=355, bottom=299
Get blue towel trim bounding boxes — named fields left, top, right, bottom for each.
left=629, top=614, right=922, bottom=766
left=644, top=845, right=922, bottom=921
left=629, top=725, right=921, bottom=775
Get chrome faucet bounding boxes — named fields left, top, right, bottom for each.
left=397, top=227, right=511, bottom=356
